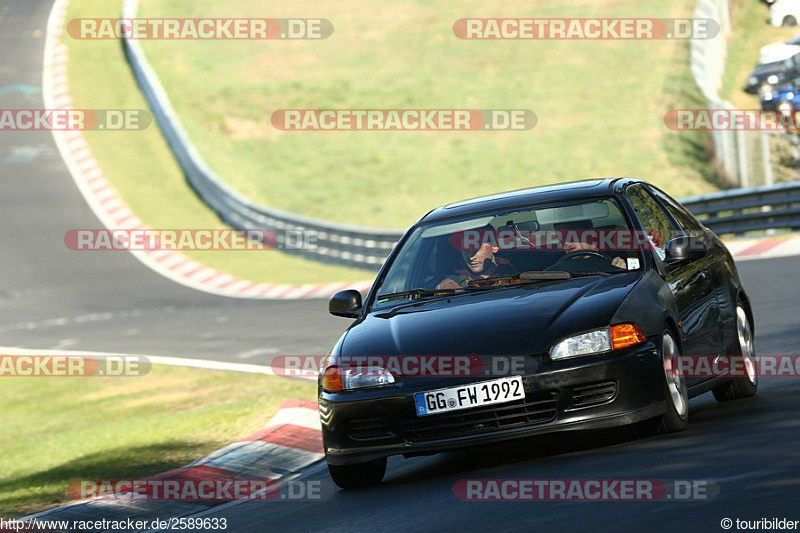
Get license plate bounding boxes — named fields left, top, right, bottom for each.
left=414, top=376, right=524, bottom=417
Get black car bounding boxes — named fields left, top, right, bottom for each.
left=746, top=53, right=800, bottom=94
left=320, top=178, right=757, bottom=488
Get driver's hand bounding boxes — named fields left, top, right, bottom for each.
left=436, top=278, right=461, bottom=290
left=564, top=241, right=598, bottom=252
left=611, top=257, right=626, bottom=269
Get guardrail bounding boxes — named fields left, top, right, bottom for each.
left=120, top=0, right=404, bottom=271
left=681, top=182, right=800, bottom=235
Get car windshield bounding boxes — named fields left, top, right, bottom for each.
left=372, top=197, right=648, bottom=309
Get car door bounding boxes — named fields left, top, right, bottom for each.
left=625, top=185, right=722, bottom=385
left=647, top=185, right=728, bottom=359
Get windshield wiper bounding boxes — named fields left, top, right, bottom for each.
left=519, top=270, right=574, bottom=280
left=376, top=288, right=459, bottom=302
left=465, top=270, right=617, bottom=286
left=562, top=270, right=616, bottom=277
left=466, top=270, right=572, bottom=287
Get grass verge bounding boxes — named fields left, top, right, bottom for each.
left=64, top=0, right=371, bottom=285
left=0, top=364, right=315, bottom=518
left=135, top=0, right=719, bottom=229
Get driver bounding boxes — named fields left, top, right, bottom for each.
left=436, top=242, right=514, bottom=290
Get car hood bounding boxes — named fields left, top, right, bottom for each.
left=340, top=272, right=640, bottom=357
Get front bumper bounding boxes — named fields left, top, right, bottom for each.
left=320, top=341, right=665, bottom=465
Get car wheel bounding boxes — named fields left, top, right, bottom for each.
left=783, top=15, right=798, bottom=27
left=657, top=329, right=688, bottom=433
left=327, top=457, right=387, bottom=489
left=713, top=305, right=758, bottom=402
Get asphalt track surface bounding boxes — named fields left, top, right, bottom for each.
left=2, top=1, right=799, bottom=532
left=0, top=0, right=348, bottom=362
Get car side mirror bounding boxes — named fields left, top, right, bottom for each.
left=664, top=236, right=708, bottom=267
left=329, top=290, right=363, bottom=318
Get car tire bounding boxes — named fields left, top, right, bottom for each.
left=713, top=305, right=758, bottom=402
left=783, top=15, right=798, bottom=27
left=327, top=457, right=387, bottom=489
left=657, top=329, right=689, bottom=433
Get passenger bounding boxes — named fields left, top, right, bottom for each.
left=436, top=242, right=514, bottom=290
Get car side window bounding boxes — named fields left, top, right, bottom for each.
left=647, top=187, right=705, bottom=236
left=625, top=185, right=680, bottom=261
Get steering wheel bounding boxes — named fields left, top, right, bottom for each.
left=546, top=250, right=613, bottom=270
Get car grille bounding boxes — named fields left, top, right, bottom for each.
left=347, top=417, right=397, bottom=441
left=398, top=391, right=558, bottom=442
left=569, top=381, right=617, bottom=409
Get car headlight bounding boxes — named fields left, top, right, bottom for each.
left=748, top=76, right=758, bottom=86
left=788, top=92, right=796, bottom=100
left=763, top=91, right=774, bottom=101
left=321, top=365, right=395, bottom=392
left=768, top=75, right=780, bottom=85
left=550, top=324, right=646, bottom=360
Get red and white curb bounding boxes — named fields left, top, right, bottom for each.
left=25, top=399, right=324, bottom=524
left=157, top=398, right=322, bottom=486
left=724, top=234, right=800, bottom=261
left=42, top=0, right=372, bottom=300
left=187, top=399, right=322, bottom=479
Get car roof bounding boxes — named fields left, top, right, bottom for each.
left=421, top=177, right=641, bottom=223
